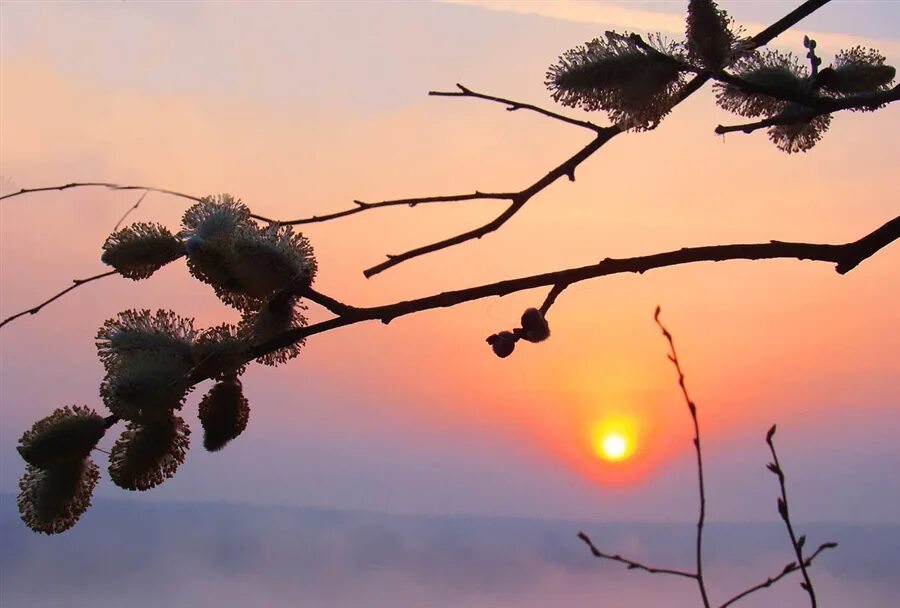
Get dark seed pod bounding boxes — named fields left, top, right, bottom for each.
left=487, top=331, right=517, bottom=358
left=520, top=308, right=551, bottom=343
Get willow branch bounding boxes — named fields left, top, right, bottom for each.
left=577, top=531, right=696, bottom=579
left=430, top=83, right=604, bottom=131
left=254, top=86, right=597, bottom=226
left=538, top=283, right=568, bottom=316
left=362, top=128, right=618, bottom=277
left=0, top=270, right=118, bottom=329
left=655, top=308, right=711, bottom=607
left=718, top=542, right=836, bottom=608
left=716, top=85, right=900, bottom=135
left=252, top=191, right=517, bottom=225
left=112, top=189, right=149, bottom=231
left=359, top=0, right=835, bottom=277
left=302, top=287, right=358, bottom=316
left=0, top=182, right=202, bottom=204
left=235, top=213, right=899, bottom=377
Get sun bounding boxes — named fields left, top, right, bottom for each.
left=590, top=419, right=636, bottom=462
left=600, top=433, right=628, bottom=461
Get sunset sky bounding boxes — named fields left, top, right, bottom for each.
left=1, top=0, right=898, bottom=541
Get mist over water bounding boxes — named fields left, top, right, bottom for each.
left=2, top=497, right=897, bottom=607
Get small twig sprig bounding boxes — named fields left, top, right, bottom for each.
left=655, top=306, right=712, bottom=608
left=577, top=531, right=696, bottom=579
left=766, top=425, right=827, bottom=607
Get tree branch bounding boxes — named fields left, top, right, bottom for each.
left=429, top=83, right=605, bottom=132
left=716, top=85, right=900, bottom=135
left=112, top=189, right=149, bottom=232
left=357, top=0, right=837, bottom=277
left=252, top=191, right=518, bottom=225
left=0, top=181, right=202, bottom=204
left=302, top=287, right=358, bottom=316
left=718, top=542, right=836, bottom=608
left=655, top=307, right=711, bottom=607
left=252, top=85, right=600, bottom=227
left=538, top=283, right=568, bottom=316
left=0, top=270, right=119, bottom=329
left=362, top=128, right=618, bottom=277
left=577, top=531, right=697, bottom=579
left=237, top=213, right=899, bottom=376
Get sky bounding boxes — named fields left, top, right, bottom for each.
left=1, top=0, right=899, bottom=539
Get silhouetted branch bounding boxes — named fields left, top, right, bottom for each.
left=253, top=85, right=602, bottom=227
left=0, top=270, right=118, bottom=329
left=576, top=531, right=697, bottom=579
left=750, top=0, right=831, bottom=47
left=0, top=181, right=202, bottom=204
left=539, top=283, right=568, bottom=316
left=303, top=287, right=358, bottom=316
left=766, top=426, right=821, bottom=606
left=716, top=85, right=900, bottom=135
left=356, top=0, right=837, bottom=277
left=430, top=83, right=605, bottom=131
left=112, top=189, right=149, bottom=232
left=244, top=213, right=899, bottom=372
left=362, top=127, right=619, bottom=277
left=655, top=307, right=711, bottom=608
left=718, top=541, right=835, bottom=608
left=4, top=212, right=896, bottom=334
left=252, top=191, right=518, bottom=225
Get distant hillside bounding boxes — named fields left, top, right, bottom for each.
left=2, top=495, right=897, bottom=607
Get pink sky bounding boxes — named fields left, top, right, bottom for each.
left=1, top=1, right=898, bottom=523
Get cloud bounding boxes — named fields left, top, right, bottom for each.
left=446, top=0, right=900, bottom=57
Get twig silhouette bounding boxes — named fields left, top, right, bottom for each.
left=112, top=189, right=149, bottom=232
left=576, top=531, right=696, bottom=579
left=0, top=270, right=118, bottom=329
left=0, top=181, right=202, bottom=204
left=718, top=541, right=836, bottom=608
left=766, top=425, right=821, bottom=606
left=655, top=307, right=711, bottom=607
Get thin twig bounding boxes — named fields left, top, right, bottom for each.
left=538, top=283, right=568, bottom=316
left=429, top=83, right=604, bottom=132
left=577, top=531, right=697, bottom=579
left=0, top=271, right=118, bottom=329
left=766, top=426, right=820, bottom=607
left=718, top=542, right=836, bottom=608
left=655, top=307, right=711, bottom=608
left=112, top=189, right=149, bottom=231
left=252, top=191, right=516, bottom=225
left=363, top=128, right=619, bottom=277
left=254, top=85, right=598, bottom=227
left=0, top=182, right=202, bottom=204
